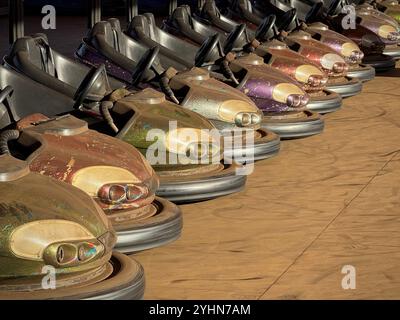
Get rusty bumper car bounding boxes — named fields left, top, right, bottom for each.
left=163, top=5, right=342, bottom=114
left=0, top=64, right=185, bottom=252
left=0, top=152, right=144, bottom=299
left=76, top=20, right=281, bottom=153
left=4, top=36, right=248, bottom=204
left=125, top=15, right=324, bottom=138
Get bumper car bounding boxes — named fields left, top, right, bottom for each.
left=351, top=1, right=400, bottom=58
left=4, top=113, right=182, bottom=253
left=371, top=0, right=400, bottom=24
left=0, top=70, right=183, bottom=252
left=0, top=66, right=182, bottom=252
left=209, top=0, right=364, bottom=97
left=76, top=21, right=281, bottom=158
left=164, top=5, right=342, bottom=114
left=333, top=0, right=400, bottom=58
left=125, top=14, right=324, bottom=138
left=0, top=152, right=144, bottom=299
left=354, top=1, right=400, bottom=24
left=302, top=0, right=397, bottom=70
left=4, top=35, right=249, bottom=203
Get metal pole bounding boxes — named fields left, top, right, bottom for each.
left=88, top=0, right=102, bottom=28
left=127, top=0, right=138, bottom=23
left=9, top=0, right=24, bottom=44
left=169, top=0, right=178, bottom=15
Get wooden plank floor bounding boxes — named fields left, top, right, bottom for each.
left=132, top=66, right=400, bottom=300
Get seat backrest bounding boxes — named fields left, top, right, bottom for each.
left=129, top=14, right=159, bottom=43
left=128, top=14, right=197, bottom=70
left=88, top=20, right=123, bottom=54
left=5, top=34, right=115, bottom=100
left=199, top=0, right=239, bottom=32
left=107, top=18, right=150, bottom=63
left=86, top=20, right=146, bottom=75
left=235, top=0, right=253, bottom=12
left=0, top=65, right=74, bottom=129
left=168, top=5, right=223, bottom=44
left=88, top=18, right=141, bottom=58
left=201, top=0, right=222, bottom=19
left=5, top=34, right=77, bottom=98
left=172, top=5, right=195, bottom=28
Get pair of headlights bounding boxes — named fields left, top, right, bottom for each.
left=378, top=24, right=400, bottom=40
left=44, top=240, right=104, bottom=267
left=345, top=50, right=365, bottom=64
left=163, top=128, right=222, bottom=159
left=234, top=112, right=261, bottom=127
left=98, top=183, right=149, bottom=205
left=272, top=83, right=309, bottom=109
left=287, top=94, right=310, bottom=108
left=295, top=64, right=327, bottom=87
left=332, top=62, right=349, bottom=73
left=307, top=74, right=328, bottom=87
left=10, top=220, right=115, bottom=267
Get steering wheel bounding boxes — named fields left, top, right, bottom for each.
left=224, top=24, right=246, bottom=54
left=304, top=2, right=324, bottom=23
left=255, top=15, right=277, bottom=41
left=73, top=64, right=106, bottom=109
left=276, top=8, right=297, bottom=32
left=131, top=46, right=160, bottom=86
left=195, top=34, right=221, bottom=67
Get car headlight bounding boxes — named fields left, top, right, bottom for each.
left=10, top=220, right=104, bottom=267
left=71, top=166, right=141, bottom=198
left=344, top=50, right=364, bottom=64
left=272, top=83, right=308, bottom=108
left=378, top=24, right=400, bottom=40
left=234, top=112, right=261, bottom=127
left=332, top=62, right=348, bottom=73
left=165, top=127, right=221, bottom=159
left=294, top=65, right=325, bottom=84
left=97, top=182, right=154, bottom=205
left=341, top=42, right=363, bottom=60
left=218, top=100, right=260, bottom=127
left=320, top=53, right=346, bottom=71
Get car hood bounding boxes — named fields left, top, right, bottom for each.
left=0, top=158, right=111, bottom=257
left=169, top=68, right=260, bottom=122
left=112, top=88, right=217, bottom=149
left=359, top=15, right=399, bottom=44
left=17, top=114, right=156, bottom=186
left=306, top=23, right=362, bottom=55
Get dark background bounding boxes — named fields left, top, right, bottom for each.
left=0, top=0, right=198, bottom=56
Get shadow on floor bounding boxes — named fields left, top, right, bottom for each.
left=377, top=66, right=400, bottom=78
